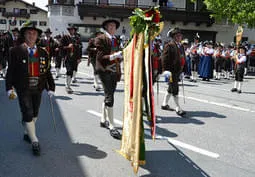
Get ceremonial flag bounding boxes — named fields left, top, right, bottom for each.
left=236, top=26, right=243, bottom=46
left=117, top=6, right=163, bottom=174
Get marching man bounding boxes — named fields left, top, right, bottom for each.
left=5, top=21, right=55, bottom=156
left=95, top=19, right=122, bottom=139
left=161, top=27, right=186, bottom=116
left=61, top=25, right=82, bottom=93
left=231, top=45, right=247, bottom=93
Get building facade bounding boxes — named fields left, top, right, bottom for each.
left=48, top=0, right=255, bottom=47
left=0, top=0, right=48, bottom=32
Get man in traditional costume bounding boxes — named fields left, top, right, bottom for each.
left=161, top=27, right=186, bottom=116
left=54, top=34, right=63, bottom=78
left=5, top=21, right=55, bottom=156
left=151, top=36, right=162, bottom=84
left=231, top=45, right=247, bottom=93
left=189, top=33, right=200, bottom=82
left=87, top=31, right=104, bottom=91
left=213, top=43, right=224, bottom=80
left=0, top=28, right=20, bottom=77
left=61, top=25, right=82, bottom=93
left=39, top=28, right=57, bottom=62
left=95, top=19, right=122, bottom=139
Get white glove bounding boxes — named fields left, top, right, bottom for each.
left=109, top=51, right=123, bottom=61
left=7, top=89, right=17, bottom=100
left=162, top=71, right=172, bottom=77
left=179, top=72, right=184, bottom=80
left=48, top=90, right=55, bottom=97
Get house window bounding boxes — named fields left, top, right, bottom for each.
left=48, top=0, right=75, bottom=5
left=31, top=21, right=38, bottom=26
left=0, top=8, right=6, bottom=13
left=39, top=21, right=47, bottom=26
left=13, top=8, right=20, bottom=15
left=62, top=6, right=74, bottom=16
left=30, top=9, right=37, bottom=14
left=99, top=0, right=108, bottom=5
left=20, top=9, right=27, bottom=15
left=0, top=19, right=6, bottom=24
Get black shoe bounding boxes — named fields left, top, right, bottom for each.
left=176, top=110, right=186, bottom=116
left=110, top=128, right=121, bottom=140
left=202, top=78, right=206, bottom=81
left=32, top=142, right=40, bottom=156
left=23, top=134, right=31, bottom=144
left=100, top=121, right=109, bottom=129
left=161, top=105, right=175, bottom=111
left=231, top=88, right=237, bottom=92
left=72, top=79, right=77, bottom=83
left=66, top=87, right=73, bottom=94
left=237, top=90, right=242, bottom=94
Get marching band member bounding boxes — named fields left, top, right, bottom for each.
left=231, top=45, right=247, bottom=93
left=5, top=21, right=55, bottom=156
left=189, top=33, right=200, bottom=82
left=95, top=19, right=122, bottom=139
left=161, top=27, right=186, bottom=116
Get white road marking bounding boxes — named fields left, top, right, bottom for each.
left=79, top=71, right=255, bottom=113
left=158, top=90, right=255, bottom=113
left=87, top=110, right=220, bottom=159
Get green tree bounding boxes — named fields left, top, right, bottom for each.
left=192, top=0, right=255, bottom=28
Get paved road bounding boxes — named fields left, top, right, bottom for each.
left=1, top=60, right=255, bottom=177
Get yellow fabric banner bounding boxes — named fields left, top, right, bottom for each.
left=117, top=33, right=145, bottom=173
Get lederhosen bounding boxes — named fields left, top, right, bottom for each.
left=61, top=34, right=81, bottom=76
left=96, top=34, right=121, bottom=107
left=87, top=38, right=98, bottom=75
left=55, top=39, right=63, bottom=69
left=224, top=49, right=232, bottom=72
left=162, top=41, right=184, bottom=96
left=214, top=49, right=223, bottom=72
left=6, top=45, right=55, bottom=122
left=190, top=44, right=200, bottom=72
left=235, top=54, right=246, bottom=82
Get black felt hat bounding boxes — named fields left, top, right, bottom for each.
left=44, top=28, right=52, bottom=34
left=20, top=21, right=42, bottom=37
left=102, top=19, right=120, bottom=30
left=167, top=27, right=182, bottom=38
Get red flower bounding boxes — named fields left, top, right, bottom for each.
left=145, top=9, right=154, bottom=17
left=153, top=11, right=160, bottom=23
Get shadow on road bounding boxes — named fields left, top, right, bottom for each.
left=73, top=91, right=104, bottom=96
left=140, top=143, right=210, bottom=177
left=156, top=115, right=205, bottom=125
left=185, top=110, right=226, bottom=119
left=0, top=79, right=107, bottom=177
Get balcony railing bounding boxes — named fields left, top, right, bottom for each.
left=2, top=12, right=30, bottom=18
left=77, top=1, right=214, bottom=26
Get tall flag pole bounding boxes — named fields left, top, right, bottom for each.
left=117, top=6, right=163, bottom=174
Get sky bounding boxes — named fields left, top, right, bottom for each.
left=23, top=0, right=48, bottom=11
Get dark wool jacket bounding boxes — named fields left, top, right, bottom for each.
left=161, top=40, right=184, bottom=75
left=95, top=34, right=121, bottom=72
left=5, top=44, right=55, bottom=92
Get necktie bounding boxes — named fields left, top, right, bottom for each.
left=111, top=37, right=115, bottom=47
left=29, top=48, right=34, bottom=57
